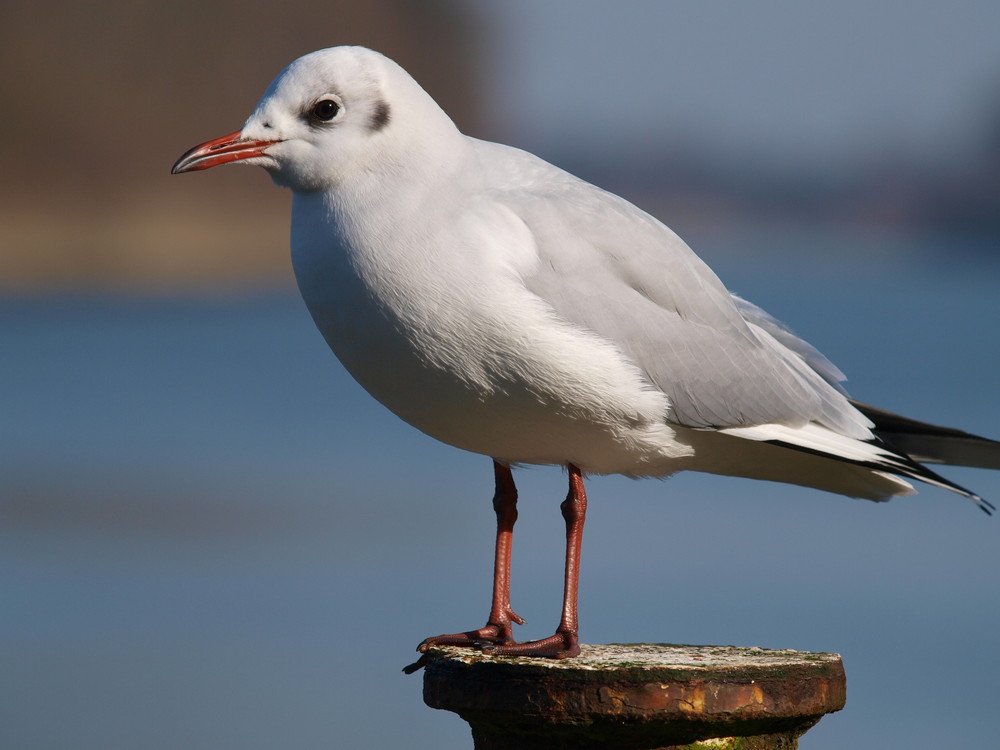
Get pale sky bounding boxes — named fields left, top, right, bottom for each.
left=469, top=0, right=1000, bottom=170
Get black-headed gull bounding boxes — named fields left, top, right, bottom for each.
left=173, top=46, right=998, bottom=659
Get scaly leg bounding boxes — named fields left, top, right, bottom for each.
left=481, top=464, right=587, bottom=659
left=417, top=460, right=525, bottom=651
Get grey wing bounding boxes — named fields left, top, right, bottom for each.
left=729, top=295, right=848, bottom=395
left=509, top=178, right=868, bottom=438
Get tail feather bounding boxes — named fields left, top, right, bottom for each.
left=851, top=401, right=1000, bottom=470
left=849, top=401, right=997, bottom=515
left=721, top=413, right=997, bottom=516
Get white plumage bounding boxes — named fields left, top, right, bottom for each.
left=173, top=46, right=997, bottom=657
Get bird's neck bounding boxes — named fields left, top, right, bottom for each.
left=328, top=134, right=472, bottom=234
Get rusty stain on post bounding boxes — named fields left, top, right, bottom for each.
left=422, top=643, right=846, bottom=749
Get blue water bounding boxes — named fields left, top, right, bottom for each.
left=3, top=234, right=999, bottom=749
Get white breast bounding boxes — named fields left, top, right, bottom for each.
left=288, top=190, right=691, bottom=473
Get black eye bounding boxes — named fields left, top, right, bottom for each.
left=311, top=99, right=341, bottom=122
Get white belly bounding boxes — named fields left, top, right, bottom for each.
left=289, top=199, right=692, bottom=475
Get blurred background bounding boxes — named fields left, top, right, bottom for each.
left=3, top=1, right=998, bottom=748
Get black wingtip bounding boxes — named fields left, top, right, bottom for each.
left=763, top=435, right=993, bottom=515
left=974, top=495, right=995, bottom=516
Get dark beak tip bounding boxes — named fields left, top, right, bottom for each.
left=170, top=144, right=207, bottom=175
left=170, top=131, right=278, bottom=175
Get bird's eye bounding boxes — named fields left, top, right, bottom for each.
left=311, top=98, right=341, bottom=122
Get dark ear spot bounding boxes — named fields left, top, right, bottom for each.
left=369, top=100, right=391, bottom=132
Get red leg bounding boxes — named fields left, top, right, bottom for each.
left=417, top=460, right=525, bottom=652
left=481, top=464, right=586, bottom=659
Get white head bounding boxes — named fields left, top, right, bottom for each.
left=172, top=47, right=461, bottom=192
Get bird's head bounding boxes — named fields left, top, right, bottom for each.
left=172, top=46, right=457, bottom=192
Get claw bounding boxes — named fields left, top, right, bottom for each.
left=482, top=630, right=580, bottom=659
left=417, top=634, right=498, bottom=653
left=402, top=652, right=435, bottom=674
left=417, top=615, right=525, bottom=653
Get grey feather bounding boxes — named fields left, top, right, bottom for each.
left=730, top=295, right=848, bottom=395
left=485, top=147, right=868, bottom=437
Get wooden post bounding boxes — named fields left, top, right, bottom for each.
left=421, top=643, right=846, bottom=749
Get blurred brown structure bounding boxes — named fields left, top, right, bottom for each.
left=0, top=0, right=485, bottom=290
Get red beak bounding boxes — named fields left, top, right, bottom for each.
left=171, top=130, right=280, bottom=174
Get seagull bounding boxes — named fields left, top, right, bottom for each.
left=173, top=46, right=999, bottom=660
